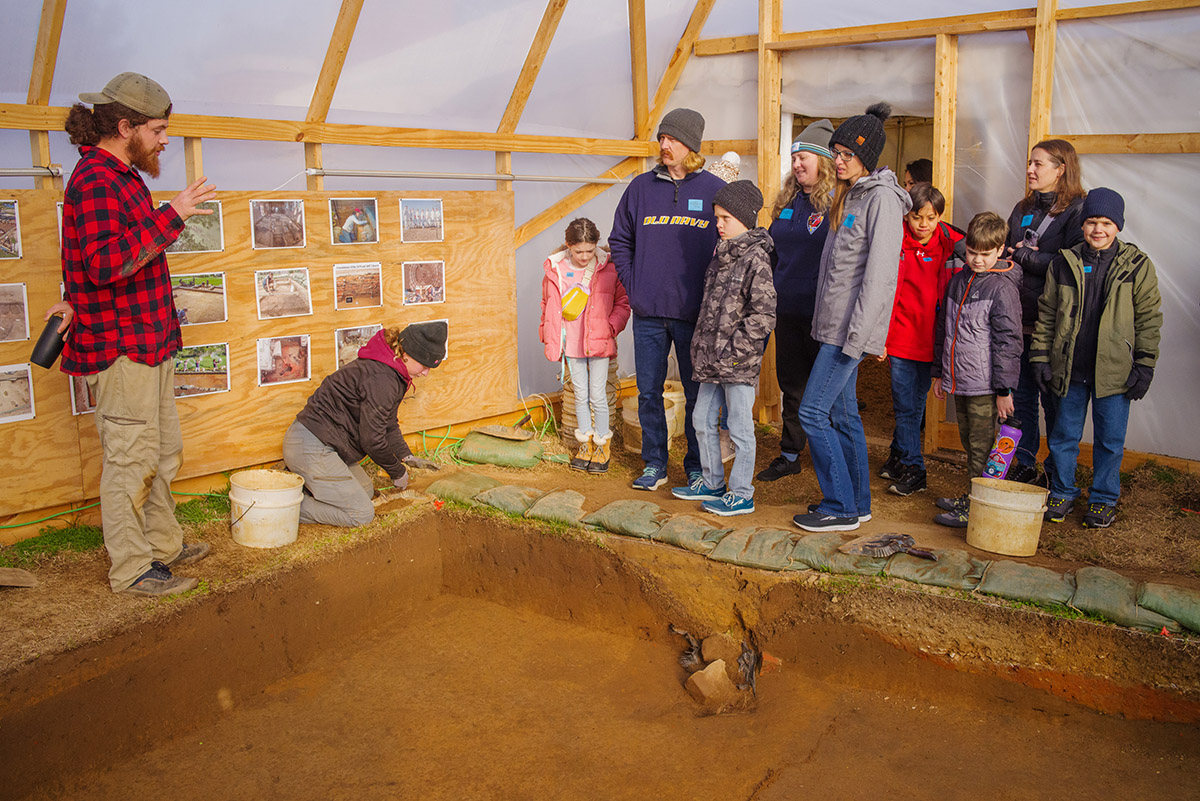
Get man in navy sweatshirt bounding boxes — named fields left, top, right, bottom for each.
left=610, top=108, right=724, bottom=491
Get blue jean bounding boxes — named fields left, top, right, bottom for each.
left=798, top=344, right=870, bottom=518
left=566, top=356, right=610, bottom=438
left=632, top=314, right=701, bottom=474
left=695, top=382, right=756, bottom=498
left=888, top=356, right=932, bottom=469
left=1014, top=338, right=1059, bottom=466
left=1048, top=382, right=1131, bottom=505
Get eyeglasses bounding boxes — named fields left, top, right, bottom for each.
left=832, top=148, right=857, bottom=163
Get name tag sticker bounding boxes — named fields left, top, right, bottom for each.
left=780, top=208, right=794, bottom=220
left=1021, top=214, right=1034, bottom=227
left=563, top=271, right=576, bottom=279
left=922, top=256, right=932, bottom=262
left=843, top=214, right=856, bottom=228
left=688, top=198, right=703, bottom=211
left=1084, top=264, right=1093, bottom=273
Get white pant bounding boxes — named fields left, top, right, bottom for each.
left=566, top=356, right=610, bottom=438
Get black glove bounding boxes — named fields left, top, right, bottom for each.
left=403, top=455, right=441, bottom=471
left=1125, top=364, right=1154, bottom=401
left=1031, top=363, right=1052, bottom=395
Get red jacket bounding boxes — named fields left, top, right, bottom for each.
left=539, top=248, right=630, bottom=361
left=885, top=221, right=963, bottom=362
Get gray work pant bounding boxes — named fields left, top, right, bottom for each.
left=282, top=421, right=375, bottom=527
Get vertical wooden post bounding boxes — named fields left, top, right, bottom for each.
left=1028, top=0, right=1058, bottom=151
left=496, top=151, right=513, bottom=192
left=29, top=131, right=61, bottom=191
left=629, top=0, right=648, bottom=137
left=183, top=137, right=204, bottom=185
left=755, top=0, right=782, bottom=424
left=305, top=142, right=324, bottom=192
left=28, top=0, right=67, bottom=191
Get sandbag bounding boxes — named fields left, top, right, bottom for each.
left=790, top=532, right=890, bottom=576
left=1071, top=566, right=1181, bottom=633
left=458, top=431, right=545, bottom=469
left=885, top=548, right=989, bottom=590
left=524, top=489, right=586, bottom=527
left=582, top=500, right=671, bottom=539
left=1138, top=582, right=1200, bottom=634
left=653, top=515, right=731, bottom=554
left=474, top=485, right=546, bottom=516
left=708, top=526, right=805, bottom=571
left=976, top=560, right=1076, bottom=606
left=426, top=471, right=501, bottom=506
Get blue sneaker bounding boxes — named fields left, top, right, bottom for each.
left=672, top=474, right=727, bottom=501
left=632, top=466, right=668, bottom=491
left=702, top=492, right=755, bottom=517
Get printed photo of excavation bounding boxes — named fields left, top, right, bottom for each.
left=0, top=201, right=22, bottom=260
left=173, top=343, right=230, bottom=398
left=69, top=374, right=95, bottom=415
left=333, top=262, right=382, bottom=310
left=402, top=260, right=445, bottom=305
left=330, top=198, right=378, bottom=245
left=257, top=334, right=310, bottom=386
left=170, top=273, right=227, bottom=326
left=0, top=283, right=29, bottom=343
left=166, top=200, right=224, bottom=254
left=0, top=363, right=34, bottom=423
left=250, top=199, right=306, bottom=249
left=334, top=324, right=382, bottom=369
left=255, top=268, right=312, bottom=320
left=400, top=198, right=443, bottom=243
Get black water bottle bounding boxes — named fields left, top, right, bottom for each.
left=30, top=314, right=66, bottom=368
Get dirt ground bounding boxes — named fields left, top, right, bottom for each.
left=173, top=287, right=227, bottom=325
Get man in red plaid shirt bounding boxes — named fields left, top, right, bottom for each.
left=54, top=73, right=217, bottom=597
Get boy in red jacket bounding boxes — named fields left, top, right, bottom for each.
left=880, top=183, right=963, bottom=495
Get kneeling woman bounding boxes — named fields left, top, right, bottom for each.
left=283, top=321, right=447, bottom=526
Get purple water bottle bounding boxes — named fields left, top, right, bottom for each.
left=982, top=418, right=1021, bottom=479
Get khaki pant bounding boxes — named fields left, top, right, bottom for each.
left=87, top=356, right=184, bottom=591
left=954, top=393, right=998, bottom=484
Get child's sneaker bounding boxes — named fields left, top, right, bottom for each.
left=935, top=493, right=969, bottom=512
left=672, top=474, right=727, bottom=501
left=933, top=506, right=969, bottom=528
left=1082, top=502, right=1117, bottom=528
left=1005, top=462, right=1038, bottom=484
left=1044, top=495, right=1074, bottom=523
left=632, top=466, right=668, bottom=491
left=878, top=451, right=903, bottom=481
left=756, top=455, right=804, bottom=482
left=702, top=492, right=754, bottom=517
left=888, top=465, right=927, bottom=496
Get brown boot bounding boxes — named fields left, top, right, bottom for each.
left=588, top=433, right=612, bottom=473
left=570, top=430, right=595, bottom=471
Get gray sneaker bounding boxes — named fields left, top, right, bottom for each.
left=123, top=561, right=199, bottom=598
left=168, top=541, right=211, bottom=567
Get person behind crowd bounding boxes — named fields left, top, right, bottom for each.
left=539, top=218, right=630, bottom=473
left=56, top=73, right=217, bottom=597
left=339, top=207, right=369, bottom=243
left=1031, top=189, right=1162, bottom=528
left=903, top=158, right=933, bottom=191
left=282, top=322, right=446, bottom=527
left=1004, top=139, right=1087, bottom=486
left=671, top=181, right=776, bottom=516
left=930, top=212, right=1023, bottom=527
left=757, top=119, right=836, bottom=483
left=879, top=182, right=964, bottom=496
left=610, top=108, right=724, bottom=492
left=793, top=103, right=911, bottom=533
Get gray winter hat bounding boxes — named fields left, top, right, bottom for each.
left=657, top=108, right=705, bottom=153
left=79, top=72, right=172, bottom=119
left=400, top=320, right=448, bottom=368
left=791, top=119, right=834, bottom=158
left=713, top=180, right=764, bottom=230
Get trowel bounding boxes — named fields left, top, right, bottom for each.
left=0, top=567, right=38, bottom=588
left=473, top=413, right=534, bottom=441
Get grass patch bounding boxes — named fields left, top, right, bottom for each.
left=0, top=522, right=104, bottom=567
left=174, top=490, right=231, bottom=525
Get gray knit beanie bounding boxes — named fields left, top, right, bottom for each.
left=399, top=320, right=448, bottom=368
left=713, top=180, right=764, bottom=231
left=791, top=119, right=834, bottom=159
left=657, top=108, right=705, bottom=153
left=829, top=103, right=891, bottom=171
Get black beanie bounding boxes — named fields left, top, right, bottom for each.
left=1081, top=187, right=1125, bottom=231
left=657, top=108, right=705, bottom=153
left=829, top=102, right=891, bottom=172
left=400, top=320, right=448, bottom=368
left=713, top=180, right=764, bottom=231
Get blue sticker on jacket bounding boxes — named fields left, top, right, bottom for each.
left=1021, top=214, right=1034, bottom=227
left=1084, top=263, right=1093, bottom=273
left=843, top=214, right=856, bottom=228
left=780, top=208, right=794, bottom=220
left=688, top=198, right=703, bottom=211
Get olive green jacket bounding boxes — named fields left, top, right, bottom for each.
left=1030, top=240, right=1162, bottom=399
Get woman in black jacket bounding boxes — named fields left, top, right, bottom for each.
left=1004, top=139, right=1086, bottom=485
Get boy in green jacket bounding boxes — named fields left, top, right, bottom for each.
left=1030, top=188, right=1162, bottom=528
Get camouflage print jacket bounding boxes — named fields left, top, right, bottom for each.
left=690, top=227, right=777, bottom=385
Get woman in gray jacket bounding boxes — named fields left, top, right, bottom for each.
left=794, top=104, right=912, bottom=532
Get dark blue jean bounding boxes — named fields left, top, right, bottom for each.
left=888, top=356, right=932, bottom=469
left=1048, top=381, right=1131, bottom=505
left=632, top=314, right=701, bottom=475
left=798, top=344, right=870, bottom=518
left=1014, top=337, right=1058, bottom=466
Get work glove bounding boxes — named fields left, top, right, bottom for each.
left=392, top=467, right=410, bottom=490
left=1031, top=363, right=1052, bottom=395
left=403, top=455, right=441, bottom=471
left=1125, top=364, right=1154, bottom=401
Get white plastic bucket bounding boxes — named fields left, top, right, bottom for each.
left=966, top=477, right=1049, bottom=557
left=229, top=469, right=305, bottom=549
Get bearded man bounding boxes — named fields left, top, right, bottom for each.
left=59, top=72, right=217, bottom=596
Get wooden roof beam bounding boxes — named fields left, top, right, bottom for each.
left=27, top=0, right=68, bottom=105
left=498, top=0, right=568, bottom=134
left=641, top=0, right=716, bottom=140
left=514, top=157, right=642, bottom=247
left=306, top=0, right=365, bottom=124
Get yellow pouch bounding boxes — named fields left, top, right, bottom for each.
left=560, top=283, right=591, bottom=321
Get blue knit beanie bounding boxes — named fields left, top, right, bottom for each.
left=1081, top=187, right=1125, bottom=231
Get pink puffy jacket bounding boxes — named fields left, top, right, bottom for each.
left=539, top=247, right=631, bottom=361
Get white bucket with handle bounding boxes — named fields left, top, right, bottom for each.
left=966, top=477, right=1049, bottom=557
left=229, top=469, right=305, bottom=548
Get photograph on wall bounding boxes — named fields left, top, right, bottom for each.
left=257, top=335, right=310, bottom=387
left=0, top=200, right=22, bottom=259
left=402, top=260, right=445, bottom=305
left=0, top=363, right=35, bottom=423
left=334, top=324, right=383, bottom=369
left=330, top=198, right=378, bottom=245
left=0, top=283, right=29, bottom=343
left=400, top=198, right=443, bottom=243
left=250, top=199, right=306, bottom=249
left=165, top=200, right=224, bottom=254
left=255, top=268, right=312, bottom=320
left=173, top=343, right=230, bottom=399
left=70, top=374, right=96, bottom=416
left=56, top=202, right=63, bottom=245
left=333, top=262, right=382, bottom=310
left=170, top=272, right=227, bottom=326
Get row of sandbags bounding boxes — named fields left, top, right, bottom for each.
left=427, top=472, right=1200, bottom=635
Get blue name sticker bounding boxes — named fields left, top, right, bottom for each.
left=922, top=256, right=933, bottom=262
left=780, top=208, right=794, bottom=220
left=1084, top=263, right=1093, bottom=273
left=688, top=198, right=703, bottom=211
left=1021, top=214, right=1034, bottom=227
left=843, top=214, right=856, bottom=228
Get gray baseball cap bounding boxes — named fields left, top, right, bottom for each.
left=79, top=72, right=172, bottom=118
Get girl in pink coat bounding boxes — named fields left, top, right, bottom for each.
left=539, top=218, right=631, bottom=473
